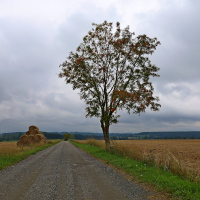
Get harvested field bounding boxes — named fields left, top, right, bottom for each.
left=0, top=142, right=20, bottom=155
left=0, top=140, right=52, bottom=156
left=77, top=139, right=200, bottom=182
left=116, top=140, right=200, bottom=174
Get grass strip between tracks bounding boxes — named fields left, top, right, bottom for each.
left=71, top=140, right=200, bottom=200
left=0, top=140, right=62, bottom=171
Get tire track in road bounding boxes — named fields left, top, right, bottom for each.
left=0, top=141, right=155, bottom=200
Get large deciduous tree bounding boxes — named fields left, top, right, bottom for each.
left=59, top=21, right=161, bottom=148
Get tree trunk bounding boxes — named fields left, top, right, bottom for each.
left=104, top=131, right=110, bottom=149
left=101, top=121, right=110, bottom=149
left=103, top=125, right=110, bottom=150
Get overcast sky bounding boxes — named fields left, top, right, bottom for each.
left=0, top=0, right=200, bottom=133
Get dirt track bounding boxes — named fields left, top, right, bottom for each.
left=0, top=141, right=156, bottom=200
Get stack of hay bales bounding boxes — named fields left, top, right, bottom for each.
left=17, top=125, right=47, bottom=147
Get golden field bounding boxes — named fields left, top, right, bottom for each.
left=77, top=139, right=200, bottom=182
left=117, top=140, right=200, bottom=176
left=0, top=142, right=21, bottom=155
left=0, top=140, right=58, bottom=156
left=0, top=141, right=46, bottom=156
left=0, top=140, right=62, bottom=171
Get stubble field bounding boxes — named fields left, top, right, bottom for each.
left=119, top=140, right=200, bottom=174
left=0, top=142, right=20, bottom=155
left=78, top=139, right=200, bottom=182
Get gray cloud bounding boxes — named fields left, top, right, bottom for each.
left=0, top=0, right=200, bottom=133
left=141, top=1, right=200, bottom=84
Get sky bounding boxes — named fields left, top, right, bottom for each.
left=0, top=0, right=200, bottom=133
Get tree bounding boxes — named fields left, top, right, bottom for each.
left=64, top=133, right=72, bottom=141
left=59, top=21, right=161, bottom=148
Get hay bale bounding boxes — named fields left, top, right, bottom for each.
left=20, top=135, right=28, bottom=142
left=31, top=129, right=40, bottom=135
left=27, top=134, right=35, bottom=143
left=40, top=140, right=46, bottom=144
left=40, top=133, right=45, bottom=139
left=17, top=125, right=48, bottom=147
left=35, top=134, right=42, bottom=141
left=42, top=138, right=48, bottom=143
left=39, top=132, right=46, bottom=139
left=26, top=131, right=31, bottom=135
left=23, top=141, right=30, bottom=146
left=29, top=125, right=39, bottom=132
left=17, top=140, right=22, bottom=147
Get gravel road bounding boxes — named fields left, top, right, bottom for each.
left=0, top=141, right=155, bottom=200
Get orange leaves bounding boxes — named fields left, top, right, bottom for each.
left=116, top=38, right=126, bottom=46
left=74, top=57, right=84, bottom=65
left=59, top=21, right=161, bottom=122
left=117, top=39, right=122, bottom=43
left=110, top=107, right=116, bottom=112
left=111, top=88, right=151, bottom=112
left=112, top=89, right=137, bottom=103
left=58, top=73, right=62, bottom=78
left=109, top=38, right=127, bottom=48
left=113, top=89, right=131, bottom=98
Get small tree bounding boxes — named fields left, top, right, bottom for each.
left=64, top=133, right=71, bottom=141
left=59, top=21, right=161, bottom=148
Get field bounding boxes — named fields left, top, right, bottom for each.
left=0, top=141, right=46, bottom=156
left=116, top=140, right=200, bottom=174
left=0, top=140, right=61, bottom=170
left=77, top=139, right=200, bottom=182
left=0, top=141, right=23, bottom=156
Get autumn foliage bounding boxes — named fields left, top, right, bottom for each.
left=59, top=21, right=161, bottom=148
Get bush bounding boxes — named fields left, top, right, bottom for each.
left=64, top=133, right=71, bottom=141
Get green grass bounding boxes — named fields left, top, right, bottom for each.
left=71, top=141, right=200, bottom=200
left=0, top=140, right=62, bottom=170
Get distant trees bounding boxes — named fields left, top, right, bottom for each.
left=0, top=132, right=63, bottom=142
left=64, top=133, right=72, bottom=141
left=59, top=21, right=161, bottom=148
left=0, top=132, right=23, bottom=142
left=42, top=132, right=63, bottom=139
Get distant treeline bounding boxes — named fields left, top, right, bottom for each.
left=0, top=132, right=64, bottom=142
left=0, top=132, right=24, bottom=142
left=71, top=131, right=200, bottom=140
left=42, top=132, right=63, bottom=139
left=133, top=131, right=200, bottom=139
left=73, top=134, right=103, bottom=140
left=1, top=131, right=200, bottom=142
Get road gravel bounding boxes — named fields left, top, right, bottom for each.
left=0, top=141, right=156, bottom=200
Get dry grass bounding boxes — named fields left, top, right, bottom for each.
left=0, top=141, right=50, bottom=156
left=0, top=142, right=21, bottom=156
left=0, top=140, right=62, bottom=171
left=76, top=139, right=200, bottom=182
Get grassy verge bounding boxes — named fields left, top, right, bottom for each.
left=71, top=140, right=200, bottom=200
left=0, top=140, right=62, bottom=170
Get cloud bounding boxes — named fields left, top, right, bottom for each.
left=141, top=1, right=200, bottom=84
left=0, top=0, right=200, bottom=133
